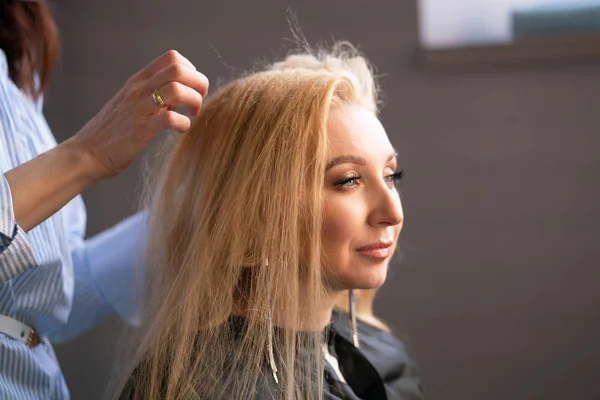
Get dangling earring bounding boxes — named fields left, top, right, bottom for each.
left=265, top=258, right=279, bottom=384
left=348, top=289, right=360, bottom=348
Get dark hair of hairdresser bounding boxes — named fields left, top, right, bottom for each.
left=0, top=0, right=59, bottom=99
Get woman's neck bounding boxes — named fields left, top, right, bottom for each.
left=334, top=289, right=391, bottom=333
left=335, top=289, right=375, bottom=316
left=277, top=290, right=342, bottom=332
left=234, top=290, right=344, bottom=332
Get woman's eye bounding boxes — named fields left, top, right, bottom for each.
left=335, top=175, right=361, bottom=188
left=385, top=170, right=404, bottom=186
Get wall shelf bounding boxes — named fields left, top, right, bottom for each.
left=417, top=32, right=600, bottom=68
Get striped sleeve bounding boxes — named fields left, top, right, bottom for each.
left=0, top=174, right=36, bottom=283
left=47, top=211, right=147, bottom=342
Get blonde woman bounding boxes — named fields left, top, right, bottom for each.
left=118, top=43, right=408, bottom=400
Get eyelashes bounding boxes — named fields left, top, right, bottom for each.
left=335, top=174, right=362, bottom=188
left=334, top=169, right=404, bottom=189
left=386, top=170, right=404, bottom=184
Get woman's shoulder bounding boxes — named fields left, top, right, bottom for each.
left=330, top=309, right=426, bottom=400
left=330, top=309, right=412, bottom=366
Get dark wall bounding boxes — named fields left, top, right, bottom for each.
left=44, top=1, right=600, bottom=399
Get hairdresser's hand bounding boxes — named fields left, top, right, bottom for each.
left=70, top=50, right=209, bottom=180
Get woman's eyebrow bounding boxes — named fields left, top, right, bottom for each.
left=325, top=155, right=367, bottom=171
left=387, top=150, right=398, bottom=163
left=326, top=150, right=398, bottom=170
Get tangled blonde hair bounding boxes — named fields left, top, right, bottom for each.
left=117, top=42, right=380, bottom=400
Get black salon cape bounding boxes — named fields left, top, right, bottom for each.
left=328, top=309, right=425, bottom=400
left=121, top=313, right=425, bottom=400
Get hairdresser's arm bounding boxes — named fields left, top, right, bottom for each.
left=48, top=211, right=148, bottom=343
left=0, top=141, right=99, bottom=284
left=6, top=50, right=207, bottom=233
left=0, top=50, right=207, bottom=283
left=4, top=139, right=101, bottom=232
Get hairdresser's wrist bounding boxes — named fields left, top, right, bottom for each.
left=59, top=137, right=108, bottom=185
left=4, top=137, right=107, bottom=232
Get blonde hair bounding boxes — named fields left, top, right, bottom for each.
left=118, top=43, right=380, bottom=400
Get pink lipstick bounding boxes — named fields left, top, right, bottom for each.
left=355, top=241, right=393, bottom=259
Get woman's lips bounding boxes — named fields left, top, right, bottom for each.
left=355, top=241, right=393, bottom=259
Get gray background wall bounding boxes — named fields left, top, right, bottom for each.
left=43, top=0, right=600, bottom=399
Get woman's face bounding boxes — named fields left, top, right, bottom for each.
left=321, top=103, right=403, bottom=292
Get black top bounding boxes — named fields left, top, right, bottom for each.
left=121, top=312, right=425, bottom=400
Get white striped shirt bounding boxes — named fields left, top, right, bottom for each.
left=0, top=49, right=144, bottom=399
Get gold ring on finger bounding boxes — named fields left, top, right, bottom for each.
left=152, top=89, right=167, bottom=109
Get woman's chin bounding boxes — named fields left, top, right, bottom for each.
left=323, top=264, right=388, bottom=292
left=347, top=270, right=388, bottom=291
left=357, top=277, right=387, bottom=290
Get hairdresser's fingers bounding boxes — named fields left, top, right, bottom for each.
left=141, top=82, right=204, bottom=117
left=71, top=51, right=205, bottom=180
left=145, top=63, right=209, bottom=99
left=140, top=109, right=191, bottom=134
left=130, top=50, right=196, bottom=82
